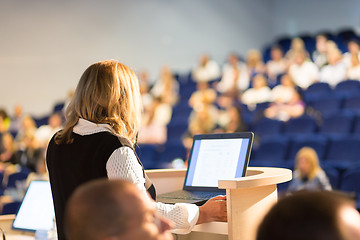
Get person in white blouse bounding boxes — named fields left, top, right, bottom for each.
left=46, top=60, right=227, bottom=240
left=288, top=50, right=319, bottom=89
left=319, top=47, right=347, bottom=88
left=191, top=54, right=221, bottom=83
left=217, top=53, right=250, bottom=96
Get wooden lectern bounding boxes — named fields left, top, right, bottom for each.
left=147, top=167, right=292, bottom=240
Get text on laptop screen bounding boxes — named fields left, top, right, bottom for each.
left=185, top=138, right=250, bottom=187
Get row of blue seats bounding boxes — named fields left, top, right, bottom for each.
left=252, top=113, right=360, bottom=139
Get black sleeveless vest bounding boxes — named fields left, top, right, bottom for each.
left=46, top=131, right=156, bottom=240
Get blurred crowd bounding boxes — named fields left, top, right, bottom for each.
left=0, top=32, right=359, bottom=209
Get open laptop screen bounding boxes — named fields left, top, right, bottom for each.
left=12, top=180, right=55, bottom=232
left=185, top=133, right=252, bottom=188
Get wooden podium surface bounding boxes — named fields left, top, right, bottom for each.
left=147, top=167, right=292, bottom=240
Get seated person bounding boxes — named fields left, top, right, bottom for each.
left=270, top=74, right=297, bottom=104
left=257, top=191, right=360, bottom=240
left=191, top=54, right=221, bottom=83
left=288, top=50, right=319, bottom=89
left=246, top=49, right=265, bottom=80
left=241, top=74, right=271, bottom=111
left=151, top=66, right=179, bottom=106
left=137, top=97, right=171, bottom=145
left=264, top=89, right=305, bottom=121
left=216, top=53, right=250, bottom=97
left=312, top=34, right=328, bottom=69
left=287, top=147, right=331, bottom=193
left=319, top=47, right=347, bottom=88
left=65, top=179, right=174, bottom=240
left=266, top=45, right=287, bottom=85
left=343, top=39, right=360, bottom=68
left=34, top=112, right=63, bottom=148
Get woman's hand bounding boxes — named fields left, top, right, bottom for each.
left=197, top=195, right=227, bottom=224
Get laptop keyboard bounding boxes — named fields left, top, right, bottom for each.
left=159, top=190, right=220, bottom=200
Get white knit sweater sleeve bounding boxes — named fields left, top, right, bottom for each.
left=106, top=146, right=199, bottom=233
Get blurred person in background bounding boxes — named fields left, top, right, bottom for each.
left=246, top=49, right=265, bottom=80
left=266, top=45, right=287, bottom=86
left=287, top=147, right=331, bottom=193
left=312, top=34, right=329, bottom=68
left=288, top=50, right=319, bottom=89
left=241, top=74, right=271, bottom=111
left=319, top=47, right=347, bottom=88
left=192, top=54, right=221, bottom=83
left=216, top=53, right=250, bottom=97
left=151, top=66, right=179, bottom=106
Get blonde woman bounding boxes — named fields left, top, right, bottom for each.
left=287, top=147, right=332, bottom=192
left=46, top=60, right=227, bottom=240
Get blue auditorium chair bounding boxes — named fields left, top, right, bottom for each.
left=5, top=172, right=29, bottom=189
left=339, top=167, right=360, bottom=209
left=324, top=137, right=360, bottom=170
left=319, top=112, right=354, bottom=138
left=303, top=82, right=332, bottom=103
left=309, top=97, right=343, bottom=118
left=1, top=201, right=21, bottom=215
left=252, top=118, right=283, bottom=139
left=156, top=142, right=187, bottom=168
left=353, top=117, right=360, bottom=136
left=286, top=134, right=328, bottom=161
left=343, top=95, right=360, bottom=115
left=282, top=115, right=318, bottom=137
left=135, top=144, right=159, bottom=169
left=322, top=165, right=340, bottom=190
left=333, top=80, right=360, bottom=98
left=252, top=137, right=289, bottom=162
left=166, top=122, right=189, bottom=145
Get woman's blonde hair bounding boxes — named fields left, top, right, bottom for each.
left=55, top=60, right=142, bottom=145
left=295, top=147, right=322, bottom=180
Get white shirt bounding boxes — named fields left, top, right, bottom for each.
left=319, top=62, right=347, bottom=88
left=289, top=61, right=319, bottom=89
left=241, top=86, right=271, bottom=110
left=217, top=63, right=250, bottom=93
left=73, top=119, right=199, bottom=234
left=192, top=60, right=221, bottom=83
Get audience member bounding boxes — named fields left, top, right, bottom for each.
left=270, top=74, right=297, bottom=104
left=192, top=54, right=221, bottom=83
left=8, top=104, right=25, bottom=135
left=285, top=37, right=310, bottom=64
left=65, top=179, right=174, bottom=240
left=343, top=39, right=360, bottom=68
left=0, top=132, right=19, bottom=165
left=34, top=112, right=63, bottom=148
left=137, top=97, right=171, bottom=145
left=217, top=53, right=250, bottom=97
left=266, top=45, right=287, bottom=85
left=287, top=147, right=331, bottom=193
left=151, top=66, right=179, bottom=106
left=0, top=109, right=10, bottom=133
left=241, top=74, right=271, bottom=110
left=246, top=49, right=265, bottom=80
left=288, top=50, right=319, bottom=89
left=312, top=34, right=328, bottom=68
left=319, top=47, right=347, bottom=87
left=346, top=49, right=360, bottom=81
left=265, top=89, right=305, bottom=121
left=257, top=191, right=360, bottom=240
left=189, top=82, right=217, bottom=111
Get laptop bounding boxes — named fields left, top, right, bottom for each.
left=12, top=180, right=55, bottom=232
left=157, top=132, right=253, bottom=206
